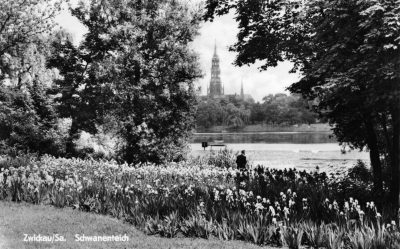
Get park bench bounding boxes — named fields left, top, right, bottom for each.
left=202, top=141, right=227, bottom=150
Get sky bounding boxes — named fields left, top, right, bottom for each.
left=54, top=1, right=301, bottom=103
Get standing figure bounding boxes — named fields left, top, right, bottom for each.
left=236, top=150, right=247, bottom=170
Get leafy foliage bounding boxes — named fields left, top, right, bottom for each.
left=196, top=93, right=316, bottom=129
left=46, top=30, right=111, bottom=156
left=64, top=0, right=203, bottom=164
left=0, top=82, right=66, bottom=156
left=0, top=1, right=68, bottom=157
left=261, top=93, right=317, bottom=126
left=0, top=0, right=66, bottom=59
left=196, top=99, right=251, bottom=128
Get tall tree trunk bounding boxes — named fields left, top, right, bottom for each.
left=364, top=120, right=383, bottom=192
left=381, top=113, right=392, bottom=156
left=66, top=118, right=79, bottom=156
left=390, top=101, right=400, bottom=210
left=390, top=59, right=400, bottom=210
left=124, top=124, right=134, bottom=164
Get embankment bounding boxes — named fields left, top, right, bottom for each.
left=195, top=123, right=331, bottom=133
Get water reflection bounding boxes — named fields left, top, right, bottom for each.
left=192, top=132, right=334, bottom=144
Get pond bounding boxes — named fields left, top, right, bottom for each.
left=191, top=132, right=335, bottom=144
left=189, top=132, right=369, bottom=172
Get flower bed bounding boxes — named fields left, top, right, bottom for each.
left=0, top=155, right=399, bottom=248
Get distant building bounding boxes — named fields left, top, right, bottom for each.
left=234, top=79, right=253, bottom=102
left=201, top=41, right=253, bottom=102
left=206, top=41, right=227, bottom=101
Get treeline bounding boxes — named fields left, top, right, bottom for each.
left=251, top=93, right=318, bottom=126
left=0, top=0, right=203, bottom=164
left=195, top=97, right=251, bottom=128
left=195, top=93, right=318, bottom=128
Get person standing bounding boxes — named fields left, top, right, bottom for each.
left=236, top=150, right=247, bottom=170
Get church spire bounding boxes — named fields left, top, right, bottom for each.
left=241, top=79, right=244, bottom=97
left=209, top=40, right=222, bottom=97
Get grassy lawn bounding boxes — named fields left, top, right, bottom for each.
left=0, top=201, right=284, bottom=249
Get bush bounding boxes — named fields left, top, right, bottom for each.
left=0, top=86, right=67, bottom=157
left=348, top=160, right=372, bottom=182
left=190, top=148, right=240, bottom=169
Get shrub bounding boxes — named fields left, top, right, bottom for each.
left=0, top=86, right=67, bottom=157
left=190, top=148, right=240, bottom=169
left=348, top=160, right=372, bottom=183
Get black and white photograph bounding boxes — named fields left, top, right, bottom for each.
left=0, top=0, right=399, bottom=248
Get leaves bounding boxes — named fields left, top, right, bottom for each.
left=0, top=0, right=67, bottom=57
left=65, top=0, right=203, bottom=164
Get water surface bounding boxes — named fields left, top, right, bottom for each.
left=192, top=132, right=334, bottom=144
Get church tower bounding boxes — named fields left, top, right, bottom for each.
left=209, top=41, right=223, bottom=97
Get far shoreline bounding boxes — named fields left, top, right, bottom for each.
left=194, top=123, right=332, bottom=133
left=194, top=131, right=332, bottom=134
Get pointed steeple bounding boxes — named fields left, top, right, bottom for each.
left=209, top=39, right=222, bottom=97
left=241, top=79, right=244, bottom=97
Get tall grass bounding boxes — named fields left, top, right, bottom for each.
left=189, top=148, right=239, bottom=168
left=189, top=148, right=254, bottom=169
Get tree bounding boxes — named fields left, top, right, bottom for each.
left=204, top=0, right=400, bottom=206
left=0, top=7, right=68, bottom=156
left=223, top=103, right=248, bottom=128
left=0, top=0, right=64, bottom=90
left=196, top=100, right=220, bottom=128
left=0, top=79, right=66, bottom=156
left=46, top=30, right=110, bottom=156
left=195, top=98, right=251, bottom=128
left=0, top=0, right=66, bottom=60
left=67, top=0, right=203, bottom=164
left=286, top=0, right=399, bottom=204
left=250, top=102, right=265, bottom=124
left=290, top=94, right=317, bottom=125
left=260, top=93, right=315, bottom=126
